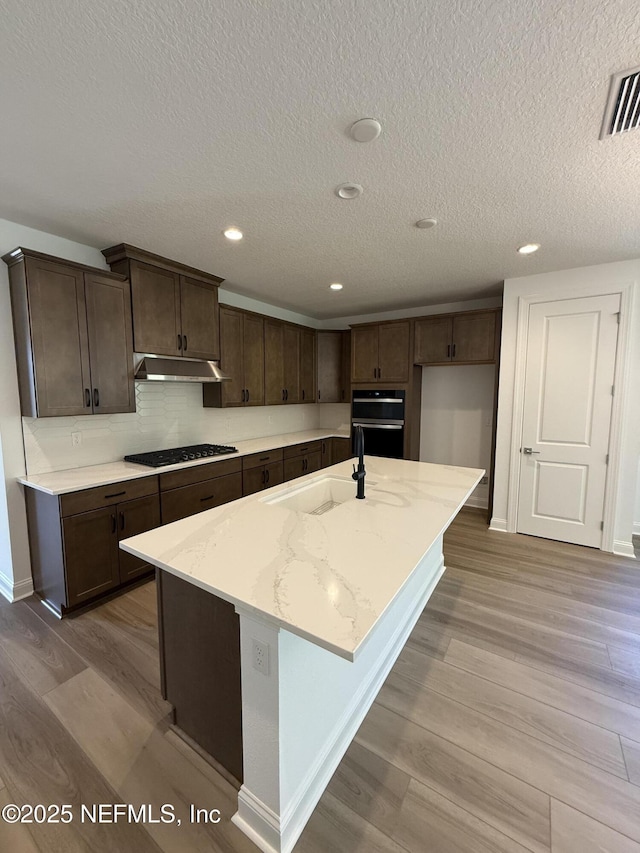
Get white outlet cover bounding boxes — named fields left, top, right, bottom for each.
left=252, top=638, right=270, bottom=676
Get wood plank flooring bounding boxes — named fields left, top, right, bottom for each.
left=0, top=508, right=639, bottom=852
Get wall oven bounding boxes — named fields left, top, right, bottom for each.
left=351, top=389, right=405, bottom=459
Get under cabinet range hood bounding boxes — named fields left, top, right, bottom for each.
left=133, top=354, right=231, bottom=383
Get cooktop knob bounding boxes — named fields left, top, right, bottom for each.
left=181, top=453, right=188, bottom=461
left=188, top=453, right=195, bottom=459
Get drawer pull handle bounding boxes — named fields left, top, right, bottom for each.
left=246, top=388, right=250, bottom=402
left=177, top=334, right=182, bottom=351
left=241, top=389, right=246, bottom=403
left=259, top=456, right=270, bottom=461
left=200, top=495, right=215, bottom=502
left=265, top=469, right=270, bottom=484
left=85, top=388, right=91, bottom=407
left=261, top=470, right=266, bottom=485
left=119, top=511, right=125, bottom=530
left=452, top=343, right=456, bottom=358
left=183, top=335, right=187, bottom=352
left=93, top=388, right=99, bottom=407
left=105, top=491, right=126, bottom=499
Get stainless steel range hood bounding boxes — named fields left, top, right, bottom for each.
left=134, top=354, right=231, bottom=382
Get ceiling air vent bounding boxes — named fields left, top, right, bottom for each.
left=601, top=65, right=640, bottom=138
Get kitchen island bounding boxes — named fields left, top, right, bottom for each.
left=120, top=456, right=483, bottom=853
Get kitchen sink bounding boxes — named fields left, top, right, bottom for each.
left=261, top=476, right=361, bottom=515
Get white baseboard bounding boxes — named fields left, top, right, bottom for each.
left=489, top=517, right=508, bottom=532
left=0, top=573, right=34, bottom=603
left=613, top=540, right=637, bottom=560
left=633, top=522, right=640, bottom=537
left=232, top=789, right=280, bottom=853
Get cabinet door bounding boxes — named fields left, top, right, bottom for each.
left=351, top=326, right=378, bottom=383
left=180, top=276, right=220, bottom=360
left=161, top=472, right=243, bottom=524
left=283, top=456, right=306, bottom=482
left=129, top=261, right=181, bottom=356
left=264, top=461, right=283, bottom=489
left=264, top=319, right=285, bottom=405
left=377, top=322, right=410, bottom=383
left=242, top=466, right=266, bottom=497
left=283, top=325, right=300, bottom=403
left=243, top=313, right=265, bottom=406
left=117, top=494, right=161, bottom=583
left=299, top=328, right=316, bottom=403
left=341, top=330, right=351, bottom=402
left=219, top=307, right=245, bottom=406
left=62, top=507, right=120, bottom=608
left=451, top=312, right=497, bottom=363
left=24, top=258, right=92, bottom=417
left=305, top=451, right=322, bottom=475
left=414, top=317, right=453, bottom=364
left=84, top=273, right=135, bottom=414
left=332, top=437, right=353, bottom=464
left=316, top=331, right=342, bottom=403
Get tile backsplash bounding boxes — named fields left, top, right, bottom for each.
left=22, top=383, right=350, bottom=475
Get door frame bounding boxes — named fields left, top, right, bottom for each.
left=506, top=282, right=635, bottom=554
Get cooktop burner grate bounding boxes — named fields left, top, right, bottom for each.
left=124, top=443, right=238, bottom=467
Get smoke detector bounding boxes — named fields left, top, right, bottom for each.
left=600, top=65, right=640, bottom=138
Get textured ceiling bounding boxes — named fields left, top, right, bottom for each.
left=1, top=0, right=639, bottom=318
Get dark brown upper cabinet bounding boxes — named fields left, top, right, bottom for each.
left=3, top=249, right=135, bottom=418
left=299, top=328, right=316, bottom=404
left=102, top=244, right=222, bottom=361
left=316, top=331, right=342, bottom=403
left=264, top=318, right=312, bottom=405
left=203, top=306, right=265, bottom=408
left=414, top=309, right=499, bottom=365
left=351, top=321, right=410, bottom=384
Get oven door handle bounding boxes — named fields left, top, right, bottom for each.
left=352, top=422, right=404, bottom=430
left=352, top=398, right=404, bottom=404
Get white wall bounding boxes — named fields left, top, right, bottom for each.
left=420, top=365, right=494, bottom=509
left=492, top=259, right=640, bottom=556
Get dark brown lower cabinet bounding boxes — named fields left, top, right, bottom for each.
left=283, top=451, right=322, bottom=482
left=242, top=462, right=284, bottom=496
left=158, top=570, right=243, bottom=784
left=331, top=437, right=353, bottom=464
left=26, top=476, right=161, bottom=616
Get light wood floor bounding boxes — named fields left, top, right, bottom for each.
left=1, top=508, right=640, bottom=852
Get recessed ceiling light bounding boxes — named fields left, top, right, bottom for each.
left=350, top=118, right=382, bottom=143
left=517, top=243, right=540, bottom=254
left=335, top=183, right=363, bottom=199
left=224, top=227, right=243, bottom=241
left=416, top=218, right=437, bottom=229
left=330, top=283, right=343, bottom=291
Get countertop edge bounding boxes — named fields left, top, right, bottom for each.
left=18, top=430, right=351, bottom=495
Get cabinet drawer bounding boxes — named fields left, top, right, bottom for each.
left=242, top=448, right=284, bottom=470
left=159, top=457, right=242, bottom=491
left=283, top=440, right=322, bottom=460
left=161, top=472, right=243, bottom=525
left=60, top=476, right=159, bottom=517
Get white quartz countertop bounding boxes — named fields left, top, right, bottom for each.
left=120, top=457, right=483, bottom=661
left=17, top=430, right=350, bottom=495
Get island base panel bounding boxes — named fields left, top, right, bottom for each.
left=233, top=537, right=446, bottom=853
left=158, top=569, right=243, bottom=784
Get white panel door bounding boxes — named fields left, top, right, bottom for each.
left=517, top=295, right=620, bottom=547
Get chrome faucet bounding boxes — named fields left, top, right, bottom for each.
left=352, top=425, right=366, bottom=500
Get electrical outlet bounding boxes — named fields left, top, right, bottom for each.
left=252, top=638, right=270, bottom=675
left=71, top=432, right=82, bottom=447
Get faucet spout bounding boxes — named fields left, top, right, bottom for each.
left=351, top=425, right=366, bottom=499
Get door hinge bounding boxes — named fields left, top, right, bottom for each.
left=600, top=521, right=604, bottom=531
left=611, top=385, right=615, bottom=396
left=605, top=454, right=609, bottom=464
left=615, top=312, right=621, bottom=324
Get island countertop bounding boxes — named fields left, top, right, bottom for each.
left=120, top=457, right=483, bottom=661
